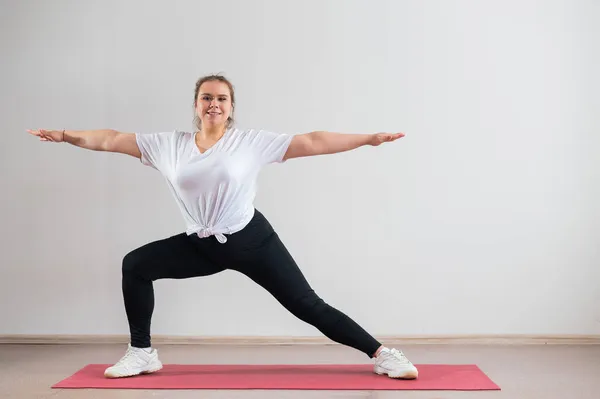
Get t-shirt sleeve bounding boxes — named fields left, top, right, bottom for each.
left=135, top=131, right=178, bottom=172
left=250, top=129, right=294, bottom=165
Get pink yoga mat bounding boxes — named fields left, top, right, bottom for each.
left=52, top=364, right=500, bottom=391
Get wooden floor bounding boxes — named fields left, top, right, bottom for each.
left=1, top=343, right=599, bottom=398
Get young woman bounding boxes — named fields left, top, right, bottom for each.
left=27, top=74, right=417, bottom=380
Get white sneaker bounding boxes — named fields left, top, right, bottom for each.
left=104, top=344, right=163, bottom=378
left=373, top=348, right=418, bottom=379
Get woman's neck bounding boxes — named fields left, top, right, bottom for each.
left=198, top=125, right=226, bottom=141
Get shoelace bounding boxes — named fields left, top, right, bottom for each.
left=389, top=348, right=411, bottom=364
left=115, top=348, right=138, bottom=366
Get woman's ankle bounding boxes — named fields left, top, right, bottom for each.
left=373, top=345, right=386, bottom=358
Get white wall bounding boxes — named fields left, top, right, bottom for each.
left=1, top=0, right=599, bottom=338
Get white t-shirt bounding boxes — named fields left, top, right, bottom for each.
left=135, top=127, right=293, bottom=243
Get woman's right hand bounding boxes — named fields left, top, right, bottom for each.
left=27, top=129, right=65, bottom=143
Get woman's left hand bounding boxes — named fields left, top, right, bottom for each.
left=369, top=132, right=405, bottom=146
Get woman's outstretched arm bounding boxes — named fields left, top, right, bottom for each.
left=283, top=131, right=404, bottom=160
left=27, top=129, right=141, bottom=158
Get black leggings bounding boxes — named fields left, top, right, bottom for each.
left=121, top=209, right=382, bottom=358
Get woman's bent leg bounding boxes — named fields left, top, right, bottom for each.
left=121, top=233, right=224, bottom=348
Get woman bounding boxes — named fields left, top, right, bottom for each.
left=27, top=74, right=418, bottom=380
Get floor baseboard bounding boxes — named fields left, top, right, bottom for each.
left=1, top=334, right=599, bottom=345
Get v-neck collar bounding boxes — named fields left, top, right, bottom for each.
left=192, top=128, right=231, bottom=156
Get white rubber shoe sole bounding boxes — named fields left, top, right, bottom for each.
left=104, top=361, right=163, bottom=378
left=374, top=364, right=418, bottom=379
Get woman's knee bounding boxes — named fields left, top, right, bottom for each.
left=122, top=248, right=148, bottom=278
left=287, top=292, right=332, bottom=319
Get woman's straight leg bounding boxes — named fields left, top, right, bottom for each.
left=224, top=212, right=382, bottom=357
